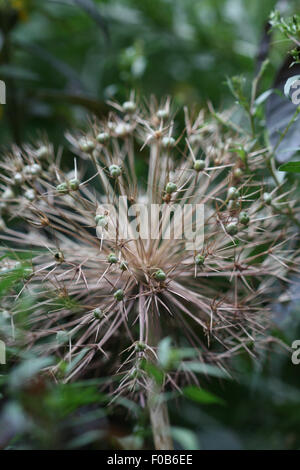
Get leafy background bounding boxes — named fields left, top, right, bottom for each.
left=1, top=0, right=300, bottom=450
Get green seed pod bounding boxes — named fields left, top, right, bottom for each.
left=195, top=254, right=205, bottom=265
left=107, top=121, right=116, bottom=131
left=36, top=145, right=49, bottom=160
left=120, top=261, right=128, bottom=271
left=54, top=251, right=64, bottom=263
left=115, top=123, right=131, bottom=137
left=2, top=188, right=14, bottom=199
left=233, top=167, right=243, bottom=179
left=154, top=269, right=167, bottom=282
left=24, top=189, right=35, bottom=201
left=193, top=160, right=205, bottom=171
left=93, top=307, right=104, bottom=320
left=30, top=164, right=42, bottom=175
left=14, top=172, right=24, bottom=184
left=95, top=214, right=108, bottom=228
left=79, top=138, right=95, bottom=153
left=68, top=178, right=80, bottom=191
left=227, top=186, right=240, bottom=200
left=135, top=341, right=146, bottom=352
left=263, top=192, right=272, bottom=205
left=239, top=211, right=250, bottom=226
left=109, top=164, right=122, bottom=178
left=56, top=182, right=69, bottom=194
left=114, top=289, right=124, bottom=301
left=226, top=222, right=238, bottom=236
left=157, top=109, right=169, bottom=119
left=122, top=101, right=136, bottom=113
left=96, top=132, right=110, bottom=144
left=162, top=136, right=175, bottom=148
left=108, top=253, right=118, bottom=264
left=165, top=182, right=177, bottom=194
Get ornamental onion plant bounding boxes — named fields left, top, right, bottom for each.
left=0, top=96, right=299, bottom=449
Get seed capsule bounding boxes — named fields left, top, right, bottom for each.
left=162, top=136, right=175, bottom=148
left=95, top=214, right=108, bottom=228
left=226, top=222, right=238, bottom=236
left=2, top=188, right=14, bottom=199
left=157, top=109, right=169, bottom=119
left=68, top=178, right=80, bottom=191
left=122, top=101, right=136, bottom=113
left=193, top=160, right=205, bottom=171
left=115, top=123, right=131, bottom=137
left=108, top=253, right=118, bottom=264
left=24, top=189, right=35, bottom=201
left=30, top=164, right=42, bottom=175
left=195, top=254, right=205, bottom=265
left=107, top=121, right=116, bottom=131
left=14, top=172, right=24, bottom=184
left=93, top=307, right=104, bottom=320
left=96, top=132, right=110, bottom=144
left=135, top=341, right=146, bottom=352
left=263, top=192, right=272, bottom=205
left=120, top=261, right=128, bottom=271
left=36, top=145, right=49, bottom=160
left=165, top=182, right=177, bottom=194
left=79, top=138, right=95, bottom=153
left=54, top=251, right=64, bottom=263
left=233, top=167, right=243, bottom=179
left=239, top=211, right=250, bottom=225
left=227, top=187, right=240, bottom=200
left=109, top=164, right=122, bottom=178
left=56, top=182, right=69, bottom=194
left=114, top=289, right=124, bottom=301
left=154, top=269, right=167, bottom=282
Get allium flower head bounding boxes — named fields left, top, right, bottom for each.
left=0, top=97, right=299, bottom=401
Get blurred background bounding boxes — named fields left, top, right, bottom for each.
left=0, top=0, right=293, bottom=146
left=1, top=0, right=300, bottom=450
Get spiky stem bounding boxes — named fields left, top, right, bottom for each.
left=147, top=316, right=173, bottom=450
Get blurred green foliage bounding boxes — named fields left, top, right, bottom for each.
left=0, top=0, right=285, bottom=145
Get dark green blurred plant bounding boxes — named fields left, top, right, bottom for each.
left=0, top=0, right=281, bottom=146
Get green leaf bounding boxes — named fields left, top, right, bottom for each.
left=278, top=161, right=300, bottom=173
left=9, top=357, right=54, bottom=389
left=157, top=337, right=172, bottom=369
left=183, top=385, right=225, bottom=405
left=72, top=0, right=109, bottom=41
left=180, top=362, right=229, bottom=379
left=141, top=359, right=164, bottom=386
left=171, top=426, right=200, bottom=450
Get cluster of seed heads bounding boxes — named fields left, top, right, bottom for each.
left=0, top=96, right=299, bottom=401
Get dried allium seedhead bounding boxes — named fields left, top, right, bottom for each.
left=0, top=98, right=299, bottom=399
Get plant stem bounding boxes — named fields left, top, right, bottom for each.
left=147, top=377, right=174, bottom=450
left=147, top=317, right=173, bottom=450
